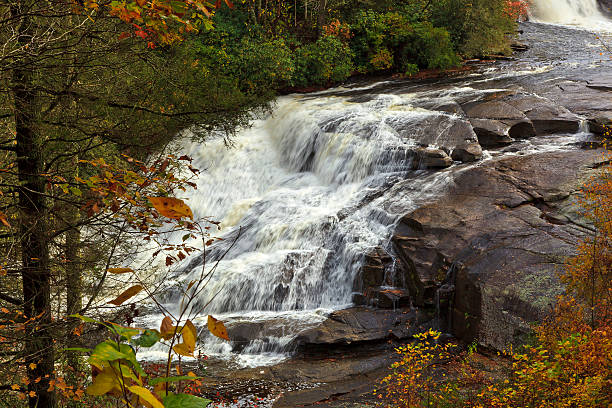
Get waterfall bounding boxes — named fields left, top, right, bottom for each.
left=139, top=90, right=479, bottom=366
left=529, top=0, right=610, bottom=26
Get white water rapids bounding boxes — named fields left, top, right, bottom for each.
left=529, top=0, right=612, bottom=28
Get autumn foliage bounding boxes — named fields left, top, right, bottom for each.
left=505, top=1, right=529, bottom=20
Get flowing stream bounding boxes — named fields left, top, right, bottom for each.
left=136, top=2, right=612, bottom=368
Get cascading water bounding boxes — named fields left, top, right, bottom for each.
left=138, top=89, right=502, bottom=366
left=529, top=0, right=611, bottom=27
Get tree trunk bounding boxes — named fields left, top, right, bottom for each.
left=11, top=2, right=55, bottom=407
left=317, top=0, right=327, bottom=36
left=64, top=204, right=82, bottom=407
left=65, top=217, right=82, bottom=314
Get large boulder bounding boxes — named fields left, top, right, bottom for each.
left=391, top=149, right=602, bottom=350
left=463, top=93, right=582, bottom=137
left=524, top=104, right=582, bottom=135
left=415, top=147, right=454, bottom=168
left=587, top=114, right=612, bottom=135
left=291, top=307, right=432, bottom=347
left=386, top=114, right=482, bottom=163
left=469, top=119, right=514, bottom=148
left=463, top=100, right=525, bottom=121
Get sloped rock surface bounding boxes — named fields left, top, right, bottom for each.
left=391, top=150, right=602, bottom=350
left=292, top=307, right=432, bottom=347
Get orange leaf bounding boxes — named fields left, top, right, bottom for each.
left=160, top=316, right=174, bottom=340
left=148, top=197, right=193, bottom=220
left=107, top=267, right=133, bottom=275
left=207, top=315, right=229, bottom=341
left=107, top=285, right=143, bottom=306
left=0, top=211, right=10, bottom=227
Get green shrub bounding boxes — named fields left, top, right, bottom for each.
left=232, top=38, right=295, bottom=91
left=410, top=22, right=461, bottom=70
left=293, top=35, right=354, bottom=86
left=350, top=10, right=459, bottom=74
left=431, top=0, right=516, bottom=57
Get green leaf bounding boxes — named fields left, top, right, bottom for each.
left=119, top=343, right=146, bottom=377
left=70, top=313, right=101, bottom=324
left=110, top=361, right=142, bottom=384
left=163, top=393, right=212, bottom=408
left=69, top=187, right=82, bottom=196
left=109, top=322, right=143, bottom=341
left=89, top=341, right=129, bottom=368
left=132, top=329, right=161, bottom=348
left=149, top=375, right=203, bottom=386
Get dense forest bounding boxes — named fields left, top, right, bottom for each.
left=0, top=0, right=609, bottom=407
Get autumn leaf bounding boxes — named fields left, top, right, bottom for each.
left=172, top=343, right=193, bottom=357
left=107, top=285, right=143, bottom=306
left=148, top=197, right=193, bottom=220
left=128, top=385, right=164, bottom=408
left=107, top=267, right=134, bottom=274
left=160, top=316, right=174, bottom=340
left=0, top=211, right=10, bottom=227
left=87, top=366, right=121, bottom=396
left=207, top=315, right=229, bottom=341
left=182, top=319, right=197, bottom=353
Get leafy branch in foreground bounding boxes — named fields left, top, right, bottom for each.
left=70, top=195, right=231, bottom=408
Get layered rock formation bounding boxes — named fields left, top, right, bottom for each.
left=343, top=83, right=609, bottom=350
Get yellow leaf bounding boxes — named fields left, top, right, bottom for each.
left=172, top=343, right=193, bottom=357
left=107, top=285, right=143, bottom=306
left=148, top=197, right=193, bottom=220
left=128, top=385, right=164, bottom=408
left=182, top=319, right=197, bottom=353
left=207, top=315, right=229, bottom=341
left=87, top=367, right=121, bottom=396
left=107, top=267, right=133, bottom=275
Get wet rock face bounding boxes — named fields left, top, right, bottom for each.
left=588, top=115, right=612, bottom=135
left=291, top=307, right=433, bottom=348
left=352, top=247, right=419, bottom=308
left=391, top=150, right=602, bottom=350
